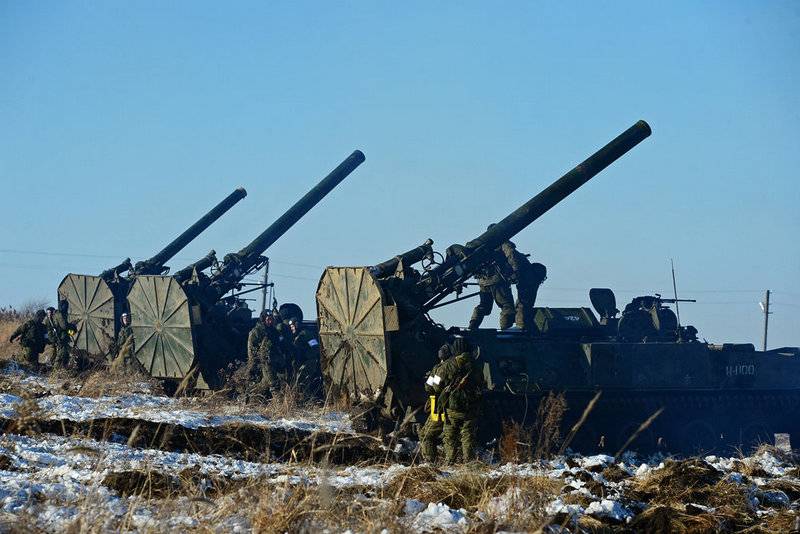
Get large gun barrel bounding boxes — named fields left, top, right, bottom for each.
left=99, top=257, right=132, bottom=282
left=129, top=150, right=366, bottom=387
left=132, top=187, right=247, bottom=275
left=421, top=120, right=652, bottom=308
left=172, top=250, right=217, bottom=283
left=370, top=239, right=434, bottom=278
left=208, top=150, right=365, bottom=299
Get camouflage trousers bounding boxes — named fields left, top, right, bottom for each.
left=17, top=346, right=41, bottom=369
left=442, top=410, right=478, bottom=464
left=514, top=280, right=541, bottom=331
left=420, top=416, right=443, bottom=463
left=469, top=283, right=515, bottom=330
left=515, top=265, right=546, bottom=330
left=245, top=358, right=286, bottom=398
left=48, top=342, right=71, bottom=369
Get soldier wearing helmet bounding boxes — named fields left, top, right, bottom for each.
left=246, top=309, right=289, bottom=398
left=288, top=317, right=322, bottom=397
left=420, top=342, right=454, bottom=463
left=435, top=337, right=485, bottom=464
left=468, top=223, right=547, bottom=331
left=109, top=312, right=137, bottom=371
left=468, top=224, right=516, bottom=330
left=44, top=306, right=73, bottom=369
left=8, top=309, right=48, bottom=371
left=498, top=239, right=547, bottom=331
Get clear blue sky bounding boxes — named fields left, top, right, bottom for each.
left=1, top=2, right=798, bottom=348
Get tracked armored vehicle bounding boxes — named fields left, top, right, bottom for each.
left=316, top=121, right=800, bottom=454
left=57, top=188, right=247, bottom=357
left=128, top=150, right=365, bottom=388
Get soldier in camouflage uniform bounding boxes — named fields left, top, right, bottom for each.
left=420, top=343, right=453, bottom=463
left=468, top=226, right=516, bottom=330
left=109, top=313, right=139, bottom=372
left=498, top=240, right=547, bottom=331
left=44, top=306, right=72, bottom=369
left=247, top=310, right=288, bottom=397
left=438, top=337, right=485, bottom=464
left=287, top=317, right=322, bottom=398
left=9, top=309, right=47, bottom=370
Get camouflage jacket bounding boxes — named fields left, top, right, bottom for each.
left=499, top=240, right=530, bottom=280
left=44, top=312, right=72, bottom=346
left=424, top=359, right=450, bottom=396
left=291, top=329, right=319, bottom=367
left=10, top=319, right=47, bottom=352
left=248, top=323, right=287, bottom=373
left=423, top=358, right=451, bottom=413
left=437, top=352, right=485, bottom=415
left=474, top=248, right=511, bottom=288
left=117, top=325, right=134, bottom=353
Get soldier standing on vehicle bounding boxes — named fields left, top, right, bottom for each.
left=9, top=309, right=47, bottom=371
left=420, top=343, right=453, bottom=463
left=438, top=337, right=485, bottom=464
left=287, top=317, right=322, bottom=397
left=468, top=226, right=516, bottom=330
left=247, top=310, right=288, bottom=398
left=44, top=306, right=72, bottom=369
left=498, top=240, right=547, bottom=331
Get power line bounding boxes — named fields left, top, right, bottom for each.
left=0, top=248, right=326, bottom=270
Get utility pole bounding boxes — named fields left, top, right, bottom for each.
left=260, top=258, right=270, bottom=314
left=760, top=289, right=771, bottom=351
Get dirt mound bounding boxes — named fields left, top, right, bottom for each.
left=103, top=470, right=180, bottom=498
left=628, top=504, right=717, bottom=533
left=0, top=453, right=16, bottom=471
left=631, top=458, right=724, bottom=504
left=631, top=459, right=765, bottom=532
left=601, top=463, right=631, bottom=483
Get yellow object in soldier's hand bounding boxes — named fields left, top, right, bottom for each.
left=429, top=395, right=439, bottom=422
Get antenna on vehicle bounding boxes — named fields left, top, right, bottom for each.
left=671, top=258, right=681, bottom=328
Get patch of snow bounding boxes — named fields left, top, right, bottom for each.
left=0, top=394, right=21, bottom=418
left=686, top=503, right=714, bottom=514
left=753, top=452, right=789, bottom=477
left=634, top=463, right=652, bottom=478
left=577, top=454, right=614, bottom=470
left=545, top=498, right=584, bottom=517
left=758, top=489, right=790, bottom=508
left=726, top=472, right=745, bottom=484
left=585, top=498, right=633, bottom=523
left=410, top=502, right=469, bottom=532
left=0, top=392, right=353, bottom=434
left=404, top=498, right=426, bottom=516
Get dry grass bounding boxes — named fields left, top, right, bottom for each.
left=385, top=465, right=560, bottom=526
left=631, top=458, right=724, bottom=504
left=757, top=510, right=800, bottom=533
left=78, top=366, right=165, bottom=398
left=499, top=421, right=531, bottom=463
left=497, top=392, right=567, bottom=464
left=533, top=392, right=567, bottom=460
left=2, top=343, right=799, bottom=533
left=0, top=316, right=23, bottom=363
left=630, top=458, right=763, bottom=532
left=628, top=504, right=718, bottom=534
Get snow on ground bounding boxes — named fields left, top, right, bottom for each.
left=0, top=432, right=408, bottom=490
left=4, top=425, right=798, bottom=531
left=0, top=391, right=353, bottom=434
left=2, top=367, right=799, bottom=531
left=0, top=432, right=412, bottom=532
